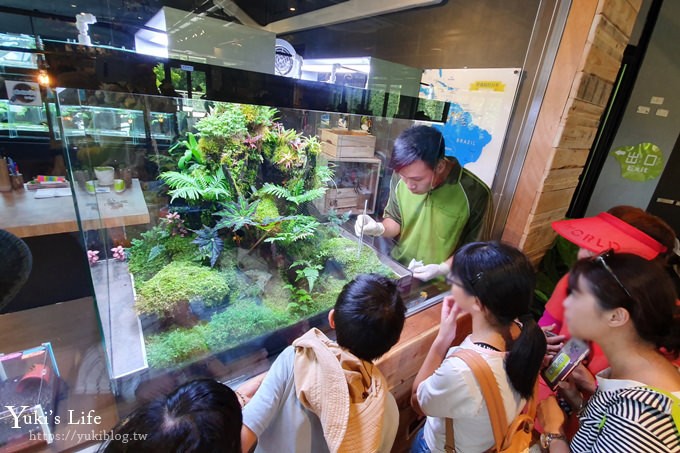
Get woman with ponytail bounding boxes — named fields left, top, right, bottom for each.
left=410, top=241, right=547, bottom=452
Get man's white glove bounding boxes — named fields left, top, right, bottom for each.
left=354, top=214, right=385, bottom=237
left=411, top=262, right=450, bottom=281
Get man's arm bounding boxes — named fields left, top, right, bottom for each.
left=382, top=217, right=401, bottom=238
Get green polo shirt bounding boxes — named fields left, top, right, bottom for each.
left=383, top=159, right=492, bottom=265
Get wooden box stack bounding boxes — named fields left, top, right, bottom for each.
left=320, top=129, right=376, bottom=158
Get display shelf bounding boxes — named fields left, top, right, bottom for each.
left=315, top=153, right=381, bottom=215
left=59, top=105, right=175, bottom=141
left=0, top=100, right=49, bottom=134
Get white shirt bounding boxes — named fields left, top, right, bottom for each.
left=416, top=336, right=525, bottom=452
left=243, top=345, right=399, bottom=453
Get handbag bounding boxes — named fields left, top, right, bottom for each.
left=444, top=349, right=537, bottom=453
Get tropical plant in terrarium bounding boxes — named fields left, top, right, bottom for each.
left=159, top=133, right=231, bottom=207
left=130, top=101, right=410, bottom=370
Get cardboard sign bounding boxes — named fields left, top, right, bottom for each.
left=5, top=80, right=42, bottom=106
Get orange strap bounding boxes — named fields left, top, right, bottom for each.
left=444, top=349, right=537, bottom=452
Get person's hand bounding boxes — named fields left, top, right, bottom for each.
left=568, top=363, right=597, bottom=394
left=354, top=214, right=385, bottom=236
left=542, top=324, right=566, bottom=357
left=411, top=262, right=450, bottom=281
left=436, top=295, right=462, bottom=346
left=235, top=371, right=267, bottom=406
left=537, top=396, right=567, bottom=435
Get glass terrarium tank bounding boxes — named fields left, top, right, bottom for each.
left=55, top=88, right=449, bottom=401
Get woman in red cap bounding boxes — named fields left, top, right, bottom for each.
left=540, top=206, right=677, bottom=373
left=536, top=206, right=678, bottom=437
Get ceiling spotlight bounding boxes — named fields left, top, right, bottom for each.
left=37, top=70, right=50, bottom=87
left=288, top=0, right=297, bottom=11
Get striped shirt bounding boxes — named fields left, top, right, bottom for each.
left=571, top=376, right=680, bottom=452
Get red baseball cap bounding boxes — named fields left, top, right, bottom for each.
left=551, top=212, right=667, bottom=260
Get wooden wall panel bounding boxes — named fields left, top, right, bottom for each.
left=501, top=0, right=599, bottom=247
left=550, top=148, right=591, bottom=169
left=565, top=97, right=607, bottom=119
left=589, top=14, right=629, bottom=60
left=581, top=40, right=622, bottom=82
left=598, top=0, right=640, bottom=36
left=503, top=0, right=641, bottom=262
left=574, top=72, right=614, bottom=106
left=534, top=187, right=579, bottom=215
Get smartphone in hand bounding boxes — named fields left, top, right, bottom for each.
left=541, top=338, right=590, bottom=391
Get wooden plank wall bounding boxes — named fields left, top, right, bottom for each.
left=502, top=0, right=643, bottom=263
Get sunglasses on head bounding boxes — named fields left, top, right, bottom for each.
left=592, top=249, right=635, bottom=300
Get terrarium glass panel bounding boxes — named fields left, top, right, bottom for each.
left=55, top=88, right=448, bottom=399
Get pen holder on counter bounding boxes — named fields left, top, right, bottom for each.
left=0, top=159, right=11, bottom=192
left=10, top=173, right=24, bottom=190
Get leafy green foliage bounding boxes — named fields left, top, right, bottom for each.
left=136, top=262, right=229, bottom=316
left=214, top=197, right=261, bottom=231
left=194, top=103, right=249, bottom=141
left=168, top=133, right=204, bottom=171
left=319, top=237, right=395, bottom=280
left=253, top=196, right=281, bottom=228
left=203, top=302, right=289, bottom=351
left=192, top=225, right=224, bottom=268
left=145, top=326, right=209, bottom=369
left=284, top=283, right=315, bottom=316
left=160, top=166, right=231, bottom=204
left=260, top=182, right=326, bottom=207
left=265, top=215, right=320, bottom=245
left=127, top=226, right=197, bottom=285
left=290, top=260, right=322, bottom=292
left=326, top=209, right=352, bottom=231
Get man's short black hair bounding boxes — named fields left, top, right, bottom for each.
left=389, top=125, right=445, bottom=171
left=333, top=274, right=406, bottom=361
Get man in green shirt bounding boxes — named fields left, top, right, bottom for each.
left=355, top=126, right=492, bottom=280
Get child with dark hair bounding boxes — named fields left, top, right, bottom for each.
left=100, top=379, right=242, bottom=453
left=240, top=274, right=406, bottom=453
left=411, top=241, right=547, bottom=452
left=538, top=252, right=680, bottom=452
left=354, top=125, right=491, bottom=281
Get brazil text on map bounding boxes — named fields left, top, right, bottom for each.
left=433, top=102, right=492, bottom=167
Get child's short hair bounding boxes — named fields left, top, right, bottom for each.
left=333, top=274, right=406, bottom=361
left=101, top=379, right=241, bottom=453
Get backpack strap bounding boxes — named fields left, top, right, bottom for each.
left=449, top=349, right=508, bottom=451
left=445, top=416, right=455, bottom=453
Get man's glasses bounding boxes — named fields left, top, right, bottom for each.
left=593, top=249, right=635, bottom=300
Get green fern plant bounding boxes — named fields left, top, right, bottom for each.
left=265, top=215, right=320, bottom=244
left=260, top=182, right=326, bottom=207
left=290, top=260, right=322, bottom=292
left=214, top=197, right=260, bottom=231
left=160, top=167, right=231, bottom=203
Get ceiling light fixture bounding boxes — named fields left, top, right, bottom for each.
left=37, top=70, right=50, bottom=87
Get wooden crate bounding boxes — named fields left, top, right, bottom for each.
left=319, top=128, right=376, bottom=158
left=314, top=155, right=381, bottom=215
